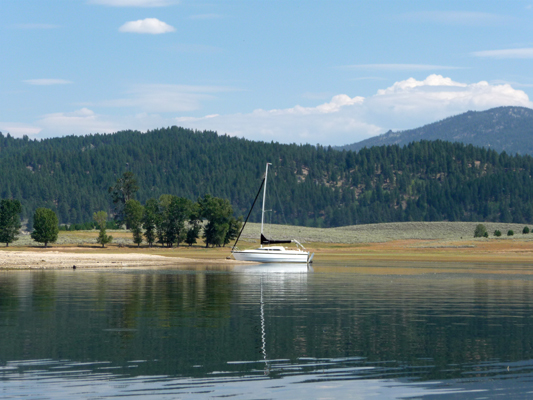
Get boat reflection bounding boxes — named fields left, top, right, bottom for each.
left=233, top=263, right=312, bottom=274
left=232, top=263, right=312, bottom=376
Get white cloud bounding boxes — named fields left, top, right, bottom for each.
left=491, top=79, right=533, bottom=88
left=0, top=123, right=42, bottom=138
left=340, top=64, right=462, bottom=71
left=119, top=18, right=175, bottom=34
left=172, top=75, right=533, bottom=145
left=362, top=75, right=532, bottom=130
left=97, top=84, right=234, bottom=113
left=89, top=0, right=177, bottom=6
left=472, top=48, right=533, bottom=59
left=376, top=74, right=465, bottom=93
left=173, top=95, right=377, bottom=145
left=26, top=75, right=533, bottom=145
left=23, top=79, right=72, bottom=86
left=37, top=108, right=123, bottom=136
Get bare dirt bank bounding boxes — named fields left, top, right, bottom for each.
left=0, top=249, right=250, bottom=269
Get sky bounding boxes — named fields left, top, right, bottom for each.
left=2, top=0, right=533, bottom=146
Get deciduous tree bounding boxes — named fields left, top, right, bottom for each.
left=185, top=202, right=201, bottom=247
left=125, top=199, right=144, bottom=247
left=198, top=194, right=234, bottom=248
left=31, top=208, right=59, bottom=248
left=160, top=196, right=192, bottom=247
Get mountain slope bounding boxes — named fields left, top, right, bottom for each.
left=338, top=106, right=533, bottom=155
left=2, top=127, right=533, bottom=228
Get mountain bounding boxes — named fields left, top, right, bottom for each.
left=2, top=127, right=533, bottom=228
left=337, top=106, right=533, bottom=155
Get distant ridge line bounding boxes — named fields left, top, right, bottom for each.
left=335, top=106, right=533, bottom=155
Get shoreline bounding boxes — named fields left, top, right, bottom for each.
left=0, top=249, right=254, bottom=270
left=4, top=222, right=533, bottom=270
left=3, top=236, right=533, bottom=269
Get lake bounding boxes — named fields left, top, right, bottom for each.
left=2, top=262, right=533, bottom=399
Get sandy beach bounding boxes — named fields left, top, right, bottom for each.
left=0, top=249, right=250, bottom=269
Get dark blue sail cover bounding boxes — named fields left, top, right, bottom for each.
left=261, top=233, right=291, bottom=245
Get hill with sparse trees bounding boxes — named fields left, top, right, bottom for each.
left=337, top=106, right=533, bottom=155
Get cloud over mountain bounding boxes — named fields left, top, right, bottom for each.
left=174, top=75, right=532, bottom=145
left=37, top=108, right=121, bottom=136
left=30, top=75, right=533, bottom=145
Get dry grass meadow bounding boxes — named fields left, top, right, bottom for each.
left=3, top=221, right=533, bottom=268
left=241, top=221, right=530, bottom=243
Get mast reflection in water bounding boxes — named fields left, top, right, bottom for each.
left=1, top=264, right=533, bottom=399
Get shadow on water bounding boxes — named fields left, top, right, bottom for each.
left=2, top=262, right=533, bottom=398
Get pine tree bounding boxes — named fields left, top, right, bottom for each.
left=224, top=216, right=243, bottom=247
left=0, top=199, right=22, bottom=246
left=93, top=211, right=113, bottom=248
left=108, top=171, right=139, bottom=226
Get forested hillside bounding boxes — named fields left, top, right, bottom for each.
left=338, top=106, right=533, bottom=155
left=2, top=126, right=533, bottom=228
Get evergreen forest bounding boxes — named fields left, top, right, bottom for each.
left=2, top=126, right=533, bottom=228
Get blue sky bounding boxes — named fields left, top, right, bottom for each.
left=2, top=0, right=533, bottom=145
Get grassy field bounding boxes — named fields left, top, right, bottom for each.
left=9, top=221, right=531, bottom=248
left=5, top=221, right=533, bottom=265
left=12, top=230, right=135, bottom=247
left=241, top=221, right=532, bottom=244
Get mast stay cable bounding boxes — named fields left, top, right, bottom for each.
left=231, top=177, right=265, bottom=252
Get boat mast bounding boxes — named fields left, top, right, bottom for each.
left=261, top=162, right=272, bottom=237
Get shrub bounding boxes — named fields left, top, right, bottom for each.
left=523, top=226, right=530, bottom=234
left=94, top=211, right=113, bottom=248
left=494, top=230, right=502, bottom=237
left=483, top=232, right=489, bottom=238
left=508, top=230, right=514, bottom=236
left=474, top=224, right=488, bottom=238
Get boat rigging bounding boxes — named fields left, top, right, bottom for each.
left=232, top=163, right=314, bottom=264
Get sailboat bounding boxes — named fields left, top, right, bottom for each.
left=231, top=163, right=314, bottom=264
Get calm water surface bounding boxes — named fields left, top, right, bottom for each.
left=2, top=262, right=533, bottom=399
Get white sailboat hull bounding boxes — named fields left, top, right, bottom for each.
left=232, top=247, right=310, bottom=263
left=231, top=162, right=314, bottom=265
